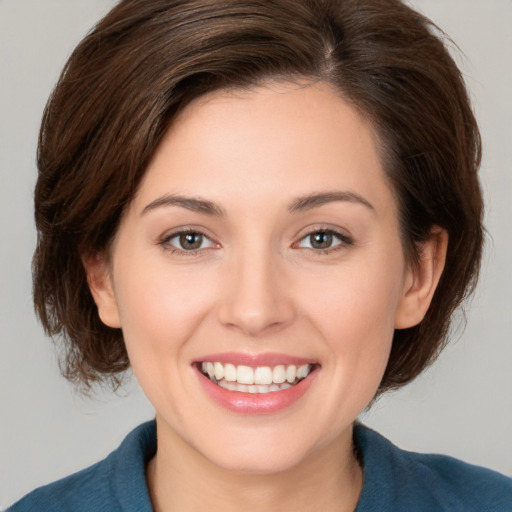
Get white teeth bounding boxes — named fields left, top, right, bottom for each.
left=297, top=364, right=310, bottom=379
left=218, top=380, right=292, bottom=393
left=224, top=363, right=237, bottom=382
left=214, top=362, right=224, bottom=380
left=254, top=366, right=273, bottom=385
left=218, top=381, right=237, bottom=391
left=286, top=365, right=297, bottom=383
left=237, top=365, right=254, bottom=385
left=201, top=361, right=313, bottom=391
left=272, top=365, right=286, bottom=384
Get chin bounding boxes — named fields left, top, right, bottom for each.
left=206, top=444, right=311, bottom=475
left=190, top=423, right=333, bottom=476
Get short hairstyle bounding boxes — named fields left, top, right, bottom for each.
left=33, top=0, right=483, bottom=393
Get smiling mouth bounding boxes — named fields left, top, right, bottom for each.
left=199, top=362, right=314, bottom=394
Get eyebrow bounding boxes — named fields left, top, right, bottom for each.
left=288, top=191, right=375, bottom=213
left=141, top=190, right=374, bottom=217
left=141, top=195, right=226, bottom=217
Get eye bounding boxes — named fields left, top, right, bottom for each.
left=162, top=230, right=216, bottom=252
left=296, top=229, right=352, bottom=251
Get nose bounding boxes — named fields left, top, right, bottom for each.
left=217, top=245, right=296, bottom=337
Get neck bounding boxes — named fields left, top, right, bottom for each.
left=147, top=418, right=363, bottom=512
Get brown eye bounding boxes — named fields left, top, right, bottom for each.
left=162, top=230, right=215, bottom=252
left=179, top=232, right=204, bottom=250
left=309, top=231, right=333, bottom=249
left=296, top=229, right=352, bottom=252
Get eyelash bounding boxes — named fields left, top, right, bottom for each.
left=159, top=228, right=353, bottom=255
left=294, top=228, right=353, bottom=254
left=159, top=229, right=217, bottom=256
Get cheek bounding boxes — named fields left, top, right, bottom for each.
left=112, top=259, right=219, bottom=363
left=298, top=252, right=404, bottom=377
left=112, top=261, right=223, bottom=418
left=303, top=255, right=402, bottom=332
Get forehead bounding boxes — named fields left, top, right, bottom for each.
left=133, top=81, right=394, bottom=217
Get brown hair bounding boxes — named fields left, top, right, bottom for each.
left=33, top=0, right=483, bottom=392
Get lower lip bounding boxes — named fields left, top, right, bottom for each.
left=195, top=366, right=318, bottom=415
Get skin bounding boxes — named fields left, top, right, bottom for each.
left=85, top=81, right=447, bottom=512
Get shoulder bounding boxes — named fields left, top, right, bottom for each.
left=6, top=421, right=156, bottom=512
left=6, top=458, right=114, bottom=512
left=354, top=424, right=512, bottom=512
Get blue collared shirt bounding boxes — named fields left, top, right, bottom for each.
left=8, top=421, right=512, bottom=511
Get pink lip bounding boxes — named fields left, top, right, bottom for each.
left=194, top=363, right=319, bottom=415
left=193, top=352, right=316, bottom=367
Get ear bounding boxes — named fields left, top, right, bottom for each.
left=81, top=252, right=122, bottom=328
left=395, top=227, right=448, bottom=329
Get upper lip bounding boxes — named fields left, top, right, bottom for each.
left=193, top=352, right=318, bottom=367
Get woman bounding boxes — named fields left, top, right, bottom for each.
left=7, top=0, right=511, bottom=510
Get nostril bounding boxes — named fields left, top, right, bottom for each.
left=217, top=298, right=296, bottom=337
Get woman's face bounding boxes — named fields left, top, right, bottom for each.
left=90, top=81, right=425, bottom=473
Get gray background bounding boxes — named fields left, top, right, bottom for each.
left=1, top=0, right=511, bottom=507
